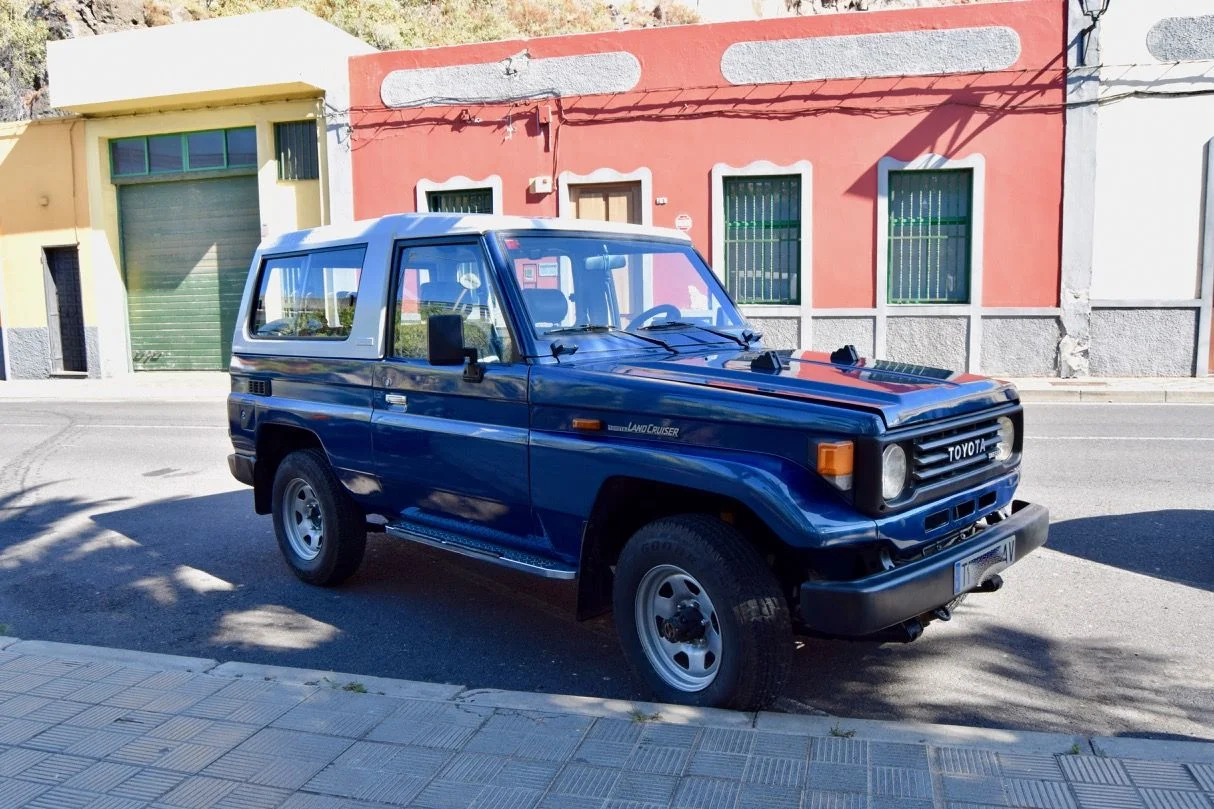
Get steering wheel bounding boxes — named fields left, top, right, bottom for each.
left=628, top=304, right=681, bottom=330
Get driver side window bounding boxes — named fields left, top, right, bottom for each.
left=393, top=243, right=513, bottom=364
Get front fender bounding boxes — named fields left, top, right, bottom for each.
left=530, top=431, right=877, bottom=560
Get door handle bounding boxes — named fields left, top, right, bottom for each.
left=385, top=393, right=408, bottom=409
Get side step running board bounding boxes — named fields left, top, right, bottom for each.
left=385, top=522, right=576, bottom=580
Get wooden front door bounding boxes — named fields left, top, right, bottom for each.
left=570, top=182, right=641, bottom=225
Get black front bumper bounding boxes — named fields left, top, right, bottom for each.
left=799, top=500, right=1048, bottom=636
left=228, top=453, right=255, bottom=487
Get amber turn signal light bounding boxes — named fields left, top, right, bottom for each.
left=817, top=440, right=854, bottom=491
left=572, top=418, right=602, bottom=431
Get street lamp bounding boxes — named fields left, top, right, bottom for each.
left=1078, top=0, right=1112, bottom=66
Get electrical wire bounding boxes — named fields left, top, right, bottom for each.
left=332, top=58, right=1214, bottom=145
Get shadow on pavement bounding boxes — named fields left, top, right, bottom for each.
left=1046, top=510, right=1213, bottom=591
left=0, top=491, right=1210, bottom=740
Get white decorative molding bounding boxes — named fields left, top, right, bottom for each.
left=382, top=51, right=641, bottom=108
left=876, top=153, right=986, bottom=374
left=556, top=167, right=653, bottom=226
left=1199, top=138, right=1214, bottom=377
left=710, top=160, right=813, bottom=347
left=415, top=175, right=504, bottom=215
left=721, top=26, right=1021, bottom=86
left=1146, top=15, right=1214, bottom=63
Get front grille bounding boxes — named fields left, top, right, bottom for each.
left=912, top=415, right=1000, bottom=486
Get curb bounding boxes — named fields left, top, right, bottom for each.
left=1017, top=389, right=1214, bottom=403
left=209, top=661, right=464, bottom=701
left=5, top=639, right=218, bottom=672
left=1, top=636, right=1210, bottom=762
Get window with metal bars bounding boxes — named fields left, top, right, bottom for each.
left=426, top=188, right=494, bottom=214
left=722, top=175, right=801, bottom=305
left=275, top=121, right=320, bottom=181
left=887, top=169, right=973, bottom=304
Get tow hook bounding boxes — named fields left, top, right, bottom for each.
left=973, top=574, right=1004, bottom=593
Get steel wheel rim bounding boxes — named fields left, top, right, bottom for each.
left=634, top=564, right=722, bottom=692
left=282, top=478, right=324, bottom=561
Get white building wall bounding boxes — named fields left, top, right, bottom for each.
left=1090, top=0, right=1214, bottom=303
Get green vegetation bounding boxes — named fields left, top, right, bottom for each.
left=628, top=708, right=662, bottom=723
left=0, top=0, right=48, bottom=119
left=181, top=0, right=698, bottom=51
left=1, top=0, right=698, bottom=121
left=829, top=722, right=857, bottom=738
left=342, top=681, right=368, bottom=693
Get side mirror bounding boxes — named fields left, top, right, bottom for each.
left=427, top=313, right=485, bottom=382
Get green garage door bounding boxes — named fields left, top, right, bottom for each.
left=120, top=176, right=260, bottom=370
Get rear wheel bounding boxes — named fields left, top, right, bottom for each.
left=613, top=514, right=791, bottom=710
left=271, top=449, right=366, bottom=585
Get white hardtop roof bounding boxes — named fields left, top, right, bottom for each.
left=259, top=213, right=691, bottom=254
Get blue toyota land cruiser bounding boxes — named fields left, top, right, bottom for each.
left=227, top=213, right=1048, bottom=710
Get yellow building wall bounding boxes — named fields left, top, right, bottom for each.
left=82, top=97, right=327, bottom=375
left=0, top=118, right=91, bottom=330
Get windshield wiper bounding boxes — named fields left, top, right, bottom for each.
left=544, top=324, right=676, bottom=352
left=637, top=321, right=753, bottom=349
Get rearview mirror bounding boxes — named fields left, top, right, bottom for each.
left=427, top=313, right=486, bottom=382
left=427, top=314, right=465, bottom=366
left=585, top=254, right=627, bottom=271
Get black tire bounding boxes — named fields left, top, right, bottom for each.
left=271, top=449, right=366, bottom=586
left=613, top=514, right=792, bottom=710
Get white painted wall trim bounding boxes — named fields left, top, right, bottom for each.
left=739, top=304, right=801, bottom=318
left=710, top=160, right=813, bottom=347
left=805, top=307, right=1060, bottom=318
left=1090, top=299, right=1203, bottom=309
left=1198, top=137, right=1214, bottom=377
left=556, top=167, right=653, bottom=226
left=875, top=153, right=986, bottom=373
left=416, top=175, right=504, bottom=215
left=0, top=253, right=9, bottom=380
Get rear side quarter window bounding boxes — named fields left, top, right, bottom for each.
left=251, top=246, right=366, bottom=339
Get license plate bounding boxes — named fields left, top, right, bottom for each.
left=954, top=537, right=1016, bottom=594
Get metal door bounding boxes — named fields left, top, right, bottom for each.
left=371, top=238, right=539, bottom=544
left=119, top=176, right=260, bottom=369
left=43, top=246, right=87, bottom=374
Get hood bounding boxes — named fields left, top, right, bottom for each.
left=572, top=349, right=1017, bottom=428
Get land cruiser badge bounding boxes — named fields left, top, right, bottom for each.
left=607, top=422, right=680, bottom=438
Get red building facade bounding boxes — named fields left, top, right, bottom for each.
left=349, top=0, right=1067, bottom=374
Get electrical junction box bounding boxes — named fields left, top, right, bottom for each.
left=529, top=176, right=553, bottom=194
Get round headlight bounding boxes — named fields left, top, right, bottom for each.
left=994, top=416, right=1015, bottom=462
left=882, top=444, right=908, bottom=501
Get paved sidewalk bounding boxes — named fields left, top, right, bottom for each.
left=0, top=638, right=1209, bottom=809
left=3, top=371, right=1214, bottom=403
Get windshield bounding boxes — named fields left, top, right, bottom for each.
left=499, top=234, right=744, bottom=343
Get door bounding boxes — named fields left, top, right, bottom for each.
left=43, top=247, right=87, bottom=374
left=119, top=175, right=260, bottom=370
left=372, top=239, right=540, bottom=544
left=570, top=182, right=641, bottom=224
left=570, top=181, right=647, bottom=316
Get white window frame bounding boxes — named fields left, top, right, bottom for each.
left=711, top=160, right=813, bottom=346
left=415, top=175, right=504, bottom=215
left=556, top=167, right=653, bottom=226
left=876, top=153, right=985, bottom=373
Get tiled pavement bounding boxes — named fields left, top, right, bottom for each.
left=0, top=642, right=1210, bottom=809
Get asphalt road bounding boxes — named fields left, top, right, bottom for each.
left=0, top=398, right=1210, bottom=740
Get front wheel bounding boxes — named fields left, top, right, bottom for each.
left=271, top=449, right=366, bottom=586
left=613, top=515, right=791, bottom=710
